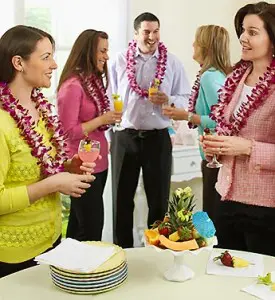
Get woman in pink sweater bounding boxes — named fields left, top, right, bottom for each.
left=203, top=2, right=275, bottom=256
left=57, top=30, right=121, bottom=241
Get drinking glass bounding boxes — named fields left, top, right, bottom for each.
left=205, top=129, right=223, bottom=168
left=78, top=139, right=100, bottom=163
left=113, top=97, right=124, bottom=131
left=148, top=81, right=159, bottom=116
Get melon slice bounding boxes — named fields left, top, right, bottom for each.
left=159, top=235, right=199, bottom=251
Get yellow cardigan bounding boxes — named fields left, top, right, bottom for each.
left=0, top=109, right=61, bottom=263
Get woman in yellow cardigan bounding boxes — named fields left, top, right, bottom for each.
left=0, top=25, right=95, bottom=277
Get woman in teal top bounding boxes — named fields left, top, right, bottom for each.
left=163, top=25, right=231, bottom=225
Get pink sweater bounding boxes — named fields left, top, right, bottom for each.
left=216, top=67, right=275, bottom=207
left=57, top=77, right=108, bottom=173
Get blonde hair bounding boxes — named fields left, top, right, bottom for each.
left=195, top=25, right=232, bottom=75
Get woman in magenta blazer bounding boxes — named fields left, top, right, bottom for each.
left=57, top=30, right=121, bottom=241
left=202, top=2, right=275, bottom=256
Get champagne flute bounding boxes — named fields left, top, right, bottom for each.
left=204, top=128, right=223, bottom=168
left=78, top=138, right=100, bottom=163
left=148, top=79, right=160, bottom=116
left=112, top=94, right=124, bottom=131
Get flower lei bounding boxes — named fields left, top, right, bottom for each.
left=210, top=59, right=275, bottom=136
left=0, top=82, right=68, bottom=176
left=79, top=73, right=110, bottom=131
left=126, top=40, right=167, bottom=97
left=187, top=70, right=201, bottom=129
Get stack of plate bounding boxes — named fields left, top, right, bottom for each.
left=49, top=242, right=127, bottom=295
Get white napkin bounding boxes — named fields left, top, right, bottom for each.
left=206, top=249, right=264, bottom=278
left=35, top=238, right=115, bottom=273
left=242, top=284, right=275, bottom=300
left=242, top=271, right=275, bottom=300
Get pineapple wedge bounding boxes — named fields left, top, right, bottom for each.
left=232, top=256, right=250, bottom=268
left=169, top=231, right=180, bottom=242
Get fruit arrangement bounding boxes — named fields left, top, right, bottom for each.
left=257, top=273, right=275, bottom=291
left=144, top=187, right=216, bottom=251
left=213, top=250, right=252, bottom=268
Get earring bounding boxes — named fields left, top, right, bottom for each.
left=20, top=68, right=24, bottom=72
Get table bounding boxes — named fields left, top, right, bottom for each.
left=1, top=247, right=274, bottom=300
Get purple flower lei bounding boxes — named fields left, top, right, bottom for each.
left=210, top=59, right=275, bottom=136
left=79, top=73, right=110, bottom=131
left=126, top=40, right=167, bottom=97
left=0, top=82, right=68, bottom=176
left=187, top=70, right=201, bottom=129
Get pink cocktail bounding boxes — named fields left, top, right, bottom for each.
left=78, top=148, right=100, bottom=162
left=78, top=139, right=100, bottom=163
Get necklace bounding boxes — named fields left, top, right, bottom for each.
left=187, top=70, right=201, bottom=128
left=126, top=40, right=167, bottom=97
left=0, top=82, right=68, bottom=176
left=210, top=59, right=275, bottom=135
left=79, top=73, right=110, bottom=131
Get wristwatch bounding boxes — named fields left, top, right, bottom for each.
left=187, top=112, right=194, bottom=123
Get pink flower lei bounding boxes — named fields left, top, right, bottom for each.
left=187, top=70, right=201, bottom=129
left=126, top=40, right=167, bottom=97
left=0, top=82, right=68, bottom=176
left=210, top=59, right=275, bottom=136
left=79, top=73, right=110, bottom=131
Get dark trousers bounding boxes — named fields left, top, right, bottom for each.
left=216, top=200, right=275, bottom=256
left=111, top=128, right=172, bottom=248
left=66, top=169, right=108, bottom=241
left=0, top=236, right=61, bottom=278
left=201, top=160, right=221, bottom=226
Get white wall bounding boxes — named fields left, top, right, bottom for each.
left=128, top=0, right=273, bottom=81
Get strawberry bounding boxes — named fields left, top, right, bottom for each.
left=213, top=250, right=233, bottom=267
left=158, top=222, right=172, bottom=237
left=204, top=128, right=211, bottom=135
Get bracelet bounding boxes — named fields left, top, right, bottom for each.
left=187, top=112, right=194, bottom=123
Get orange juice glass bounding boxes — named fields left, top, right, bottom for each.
left=114, top=99, right=123, bottom=112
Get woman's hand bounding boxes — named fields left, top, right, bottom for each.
left=100, top=110, right=122, bottom=125
left=201, top=134, right=252, bottom=157
left=149, top=91, right=169, bottom=105
left=162, top=106, right=188, bottom=120
left=66, top=154, right=96, bottom=174
left=52, top=172, right=95, bottom=198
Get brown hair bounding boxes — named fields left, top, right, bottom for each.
left=57, top=29, right=108, bottom=91
left=134, top=12, right=160, bottom=31
left=234, top=2, right=275, bottom=50
left=0, top=25, right=55, bottom=83
left=195, top=25, right=232, bottom=75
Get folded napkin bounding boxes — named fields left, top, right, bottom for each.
left=242, top=283, right=275, bottom=300
left=207, top=249, right=264, bottom=278
left=242, top=271, right=275, bottom=300
left=35, top=238, right=115, bottom=273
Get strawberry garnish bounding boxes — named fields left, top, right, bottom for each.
left=158, top=222, right=172, bottom=237
left=204, top=128, right=211, bottom=135
left=213, top=250, right=233, bottom=267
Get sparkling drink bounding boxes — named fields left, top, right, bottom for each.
left=78, top=148, right=100, bottom=162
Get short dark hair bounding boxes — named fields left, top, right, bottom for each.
left=234, top=1, right=275, bottom=47
left=57, top=29, right=109, bottom=91
left=133, top=12, right=160, bottom=31
left=0, top=25, right=55, bottom=83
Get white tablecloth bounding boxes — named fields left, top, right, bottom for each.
left=1, top=247, right=274, bottom=299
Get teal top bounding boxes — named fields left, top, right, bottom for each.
left=194, top=68, right=226, bottom=160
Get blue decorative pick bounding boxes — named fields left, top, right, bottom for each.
left=193, top=211, right=216, bottom=238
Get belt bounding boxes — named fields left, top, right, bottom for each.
left=124, top=128, right=167, bottom=139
